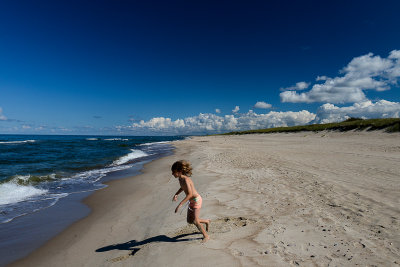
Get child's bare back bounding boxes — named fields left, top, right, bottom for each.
left=178, top=176, right=200, bottom=200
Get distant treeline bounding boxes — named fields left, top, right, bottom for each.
left=217, top=118, right=400, bottom=135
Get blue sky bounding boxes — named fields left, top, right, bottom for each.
left=1, top=0, right=399, bottom=135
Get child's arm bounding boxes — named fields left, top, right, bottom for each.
left=175, top=178, right=193, bottom=213
left=172, top=188, right=183, bottom=201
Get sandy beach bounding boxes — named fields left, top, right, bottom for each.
left=10, top=131, right=400, bottom=267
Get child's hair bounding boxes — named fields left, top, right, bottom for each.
left=171, top=160, right=193, bottom=176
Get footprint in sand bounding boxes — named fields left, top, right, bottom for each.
left=174, top=216, right=256, bottom=236
left=107, top=217, right=256, bottom=262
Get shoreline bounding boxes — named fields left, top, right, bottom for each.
left=0, top=158, right=149, bottom=267
left=9, top=131, right=400, bottom=266
left=0, top=190, right=92, bottom=267
left=1, top=144, right=172, bottom=267
left=8, top=143, right=205, bottom=267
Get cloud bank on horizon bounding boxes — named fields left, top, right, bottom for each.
left=120, top=50, right=400, bottom=135
left=124, top=110, right=316, bottom=135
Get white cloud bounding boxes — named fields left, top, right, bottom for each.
left=215, top=108, right=221, bottom=114
left=389, top=50, right=400, bottom=59
left=281, top=81, right=310, bottom=91
left=281, top=84, right=367, bottom=103
left=126, top=110, right=316, bottom=134
left=314, top=100, right=400, bottom=124
left=388, top=50, right=400, bottom=79
left=0, top=107, right=7, bottom=120
left=22, top=125, right=31, bottom=129
left=124, top=99, right=400, bottom=134
left=232, top=106, right=240, bottom=113
left=280, top=50, right=400, bottom=104
left=316, top=76, right=328, bottom=81
left=36, top=126, right=47, bottom=131
left=135, top=117, right=185, bottom=130
left=254, top=101, right=272, bottom=109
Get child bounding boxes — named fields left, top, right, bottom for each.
left=171, top=160, right=210, bottom=242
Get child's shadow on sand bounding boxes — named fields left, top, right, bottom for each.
left=96, top=233, right=201, bottom=256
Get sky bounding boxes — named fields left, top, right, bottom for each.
left=1, top=0, right=399, bottom=135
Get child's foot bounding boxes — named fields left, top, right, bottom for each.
left=205, top=219, right=211, bottom=232
left=201, top=235, right=210, bottom=243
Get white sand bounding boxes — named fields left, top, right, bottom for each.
left=10, top=131, right=400, bottom=266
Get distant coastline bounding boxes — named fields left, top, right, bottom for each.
left=217, top=118, right=400, bottom=135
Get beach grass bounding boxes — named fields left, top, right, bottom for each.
left=217, top=118, right=400, bottom=135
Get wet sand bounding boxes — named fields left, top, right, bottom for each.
left=10, top=131, right=400, bottom=266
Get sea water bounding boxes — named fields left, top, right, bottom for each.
left=0, top=135, right=183, bottom=224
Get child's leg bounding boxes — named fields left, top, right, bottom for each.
left=193, top=208, right=210, bottom=242
left=199, top=218, right=210, bottom=231
left=187, top=209, right=210, bottom=231
left=187, top=208, right=195, bottom=224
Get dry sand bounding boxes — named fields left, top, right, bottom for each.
left=10, top=131, right=400, bottom=266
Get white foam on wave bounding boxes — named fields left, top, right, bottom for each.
left=104, top=138, right=129, bottom=141
left=86, top=138, right=98, bottom=141
left=140, top=141, right=171, bottom=146
left=73, top=163, right=138, bottom=181
left=0, top=181, right=48, bottom=206
left=112, top=149, right=149, bottom=166
left=0, top=140, right=36, bottom=144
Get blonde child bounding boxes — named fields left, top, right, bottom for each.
left=171, top=160, right=210, bottom=242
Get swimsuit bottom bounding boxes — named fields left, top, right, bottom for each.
left=189, top=195, right=202, bottom=209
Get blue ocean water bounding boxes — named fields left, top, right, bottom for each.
left=0, top=135, right=183, bottom=224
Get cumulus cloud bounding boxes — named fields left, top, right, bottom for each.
left=388, top=50, right=400, bottom=78
left=124, top=98, right=400, bottom=134
left=280, top=50, right=400, bottom=104
left=125, top=110, right=316, bottom=135
left=134, top=117, right=185, bottom=130
left=254, top=101, right=272, bottom=109
left=215, top=108, right=221, bottom=114
left=314, top=100, right=400, bottom=124
left=281, top=81, right=310, bottom=91
left=316, top=76, right=328, bottom=81
left=0, top=107, right=7, bottom=121
left=232, top=106, right=240, bottom=113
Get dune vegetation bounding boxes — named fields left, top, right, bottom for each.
left=218, top=118, right=400, bottom=135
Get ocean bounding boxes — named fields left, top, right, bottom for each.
left=0, top=135, right=183, bottom=224
left=0, top=134, right=183, bottom=265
